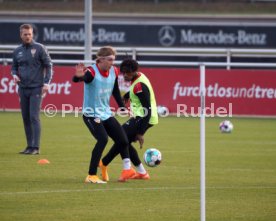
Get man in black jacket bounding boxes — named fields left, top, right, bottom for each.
left=11, top=24, right=53, bottom=155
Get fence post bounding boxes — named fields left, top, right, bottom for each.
left=200, top=64, right=206, bottom=221
left=132, top=48, right=137, bottom=60
left=227, top=49, right=231, bottom=70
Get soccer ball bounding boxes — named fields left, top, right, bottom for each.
left=219, top=120, right=234, bottom=133
left=157, top=105, right=168, bottom=116
left=143, top=148, right=162, bottom=167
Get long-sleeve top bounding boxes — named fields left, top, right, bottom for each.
left=11, top=40, right=53, bottom=88
left=72, top=65, right=124, bottom=108
left=124, top=82, right=151, bottom=135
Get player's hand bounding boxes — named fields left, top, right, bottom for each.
left=75, top=63, right=85, bottom=77
left=13, top=75, right=20, bottom=83
left=135, top=134, right=144, bottom=149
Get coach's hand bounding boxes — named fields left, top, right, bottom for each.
left=42, top=84, right=49, bottom=97
left=136, top=134, right=144, bottom=149
left=13, top=75, right=20, bottom=83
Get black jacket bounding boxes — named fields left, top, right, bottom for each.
left=11, top=41, right=53, bottom=88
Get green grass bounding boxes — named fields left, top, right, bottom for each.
left=0, top=112, right=275, bottom=221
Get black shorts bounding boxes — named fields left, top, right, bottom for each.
left=123, top=117, right=152, bottom=142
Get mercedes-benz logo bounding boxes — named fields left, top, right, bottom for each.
left=158, top=26, right=176, bottom=47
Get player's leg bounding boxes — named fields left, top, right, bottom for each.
left=100, top=119, right=129, bottom=181
left=123, top=118, right=142, bottom=164
left=101, top=118, right=137, bottom=166
left=129, top=143, right=150, bottom=180
left=104, top=117, right=130, bottom=163
left=102, top=117, right=150, bottom=179
left=83, top=115, right=108, bottom=184
left=99, top=142, right=119, bottom=181
left=127, top=118, right=152, bottom=179
left=104, top=117, right=135, bottom=181
left=100, top=119, right=133, bottom=181
left=101, top=143, right=120, bottom=166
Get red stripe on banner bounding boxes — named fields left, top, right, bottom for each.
left=1, top=65, right=276, bottom=116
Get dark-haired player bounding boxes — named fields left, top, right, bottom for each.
left=100, top=58, right=158, bottom=180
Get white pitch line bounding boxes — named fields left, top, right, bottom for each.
left=0, top=186, right=196, bottom=195
left=0, top=186, right=275, bottom=196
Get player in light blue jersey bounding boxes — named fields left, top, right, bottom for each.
left=73, top=46, right=135, bottom=183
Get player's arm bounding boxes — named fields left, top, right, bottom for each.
left=135, top=82, right=151, bottom=135
left=112, top=66, right=125, bottom=108
left=123, top=91, right=130, bottom=104
left=72, top=64, right=94, bottom=83
left=112, top=77, right=125, bottom=108
left=133, top=82, right=151, bottom=148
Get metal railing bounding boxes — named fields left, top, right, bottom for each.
left=1, top=44, right=276, bottom=69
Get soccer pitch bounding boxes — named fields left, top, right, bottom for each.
left=0, top=112, right=275, bottom=221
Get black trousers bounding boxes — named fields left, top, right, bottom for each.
left=102, top=117, right=152, bottom=167
left=83, top=115, right=129, bottom=175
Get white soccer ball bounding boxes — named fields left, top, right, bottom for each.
left=143, top=148, right=162, bottom=167
left=219, top=120, right=234, bottom=133
left=157, top=105, right=168, bottom=116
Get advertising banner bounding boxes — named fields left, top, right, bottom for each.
left=143, top=67, right=276, bottom=116
left=1, top=21, right=276, bottom=48
left=1, top=65, right=276, bottom=116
